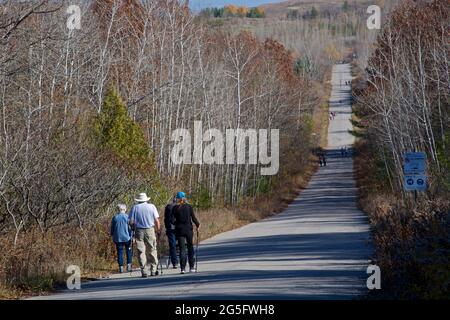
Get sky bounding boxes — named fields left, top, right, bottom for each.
left=188, top=0, right=284, bottom=11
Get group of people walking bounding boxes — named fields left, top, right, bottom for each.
left=315, top=146, right=352, bottom=167
left=110, top=191, right=200, bottom=277
left=340, top=146, right=349, bottom=157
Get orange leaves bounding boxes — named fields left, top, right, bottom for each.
left=92, top=0, right=145, bottom=38
left=367, top=0, right=449, bottom=93
left=253, top=7, right=265, bottom=17
left=237, top=6, right=249, bottom=17
left=224, top=4, right=239, bottom=15
left=224, top=4, right=252, bottom=17
left=263, top=38, right=299, bottom=87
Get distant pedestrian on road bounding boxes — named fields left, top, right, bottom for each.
left=111, top=204, right=132, bottom=273
left=129, top=192, right=161, bottom=277
left=171, top=192, right=200, bottom=274
left=317, top=148, right=323, bottom=167
left=321, top=152, right=327, bottom=166
left=164, top=195, right=179, bottom=269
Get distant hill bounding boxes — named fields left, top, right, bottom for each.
left=261, top=0, right=372, bottom=18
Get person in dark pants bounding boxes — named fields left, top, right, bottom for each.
left=317, top=148, right=324, bottom=167
left=110, top=204, right=132, bottom=273
left=164, top=196, right=179, bottom=269
left=171, top=191, right=200, bottom=274
left=321, top=152, right=327, bottom=166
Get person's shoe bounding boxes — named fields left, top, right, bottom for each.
left=119, top=266, right=124, bottom=273
left=151, top=270, right=159, bottom=276
left=141, top=268, right=148, bottom=278
left=126, top=264, right=132, bottom=272
left=180, top=269, right=185, bottom=274
left=189, top=268, right=196, bottom=273
left=173, top=264, right=179, bottom=269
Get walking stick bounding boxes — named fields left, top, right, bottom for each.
left=195, top=228, right=199, bottom=273
left=130, top=224, right=135, bottom=277
left=157, top=231, right=163, bottom=276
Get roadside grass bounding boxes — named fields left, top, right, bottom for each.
left=313, top=79, right=331, bottom=148
left=354, top=140, right=450, bottom=299
left=0, top=220, right=116, bottom=299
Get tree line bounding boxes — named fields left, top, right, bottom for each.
left=200, top=5, right=265, bottom=19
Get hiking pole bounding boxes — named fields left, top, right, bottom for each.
left=130, top=224, right=135, bottom=277
left=157, top=231, right=163, bottom=276
left=195, top=228, right=199, bottom=273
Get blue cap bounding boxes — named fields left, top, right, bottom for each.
left=176, top=191, right=186, bottom=199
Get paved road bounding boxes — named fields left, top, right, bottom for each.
left=30, top=63, right=372, bottom=300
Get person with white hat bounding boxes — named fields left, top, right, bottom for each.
left=128, top=192, right=161, bottom=277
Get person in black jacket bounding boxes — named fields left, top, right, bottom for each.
left=164, top=196, right=179, bottom=269
left=171, top=191, right=200, bottom=274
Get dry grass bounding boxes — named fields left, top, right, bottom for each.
left=314, top=79, right=331, bottom=148
left=354, top=140, right=450, bottom=299
left=0, top=218, right=116, bottom=299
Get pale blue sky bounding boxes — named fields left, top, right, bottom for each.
left=189, top=0, right=284, bottom=11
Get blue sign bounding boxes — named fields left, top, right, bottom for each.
left=403, top=152, right=426, bottom=175
left=404, top=174, right=427, bottom=191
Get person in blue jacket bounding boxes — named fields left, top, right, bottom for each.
left=111, top=204, right=132, bottom=273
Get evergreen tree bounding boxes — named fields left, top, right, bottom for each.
left=94, top=87, right=151, bottom=169
left=310, top=6, right=318, bottom=19
left=342, top=1, right=349, bottom=12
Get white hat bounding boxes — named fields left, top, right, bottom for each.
left=135, top=192, right=150, bottom=202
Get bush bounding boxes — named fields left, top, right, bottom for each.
left=192, top=185, right=213, bottom=210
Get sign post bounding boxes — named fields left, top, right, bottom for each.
left=403, top=152, right=427, bottom=202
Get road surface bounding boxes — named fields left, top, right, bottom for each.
left=30, top=63, right=372, bottom=300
